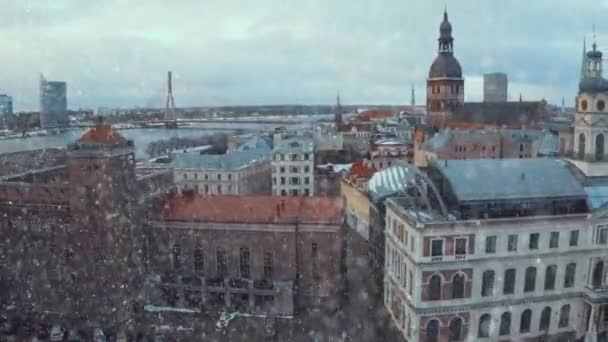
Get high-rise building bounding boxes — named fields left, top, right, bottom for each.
left=40, top=74, right=68, bottom=129
left=483, top=73, right=508, bottom=102
left=0, top=94, right=13, bottom=128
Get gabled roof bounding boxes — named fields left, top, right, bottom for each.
left=161, top=195, right=342, bottom=224
left=77, top=124, right=128, bottom=145
left=452, top=101, right=548, bottom=128
left=352, top=110, right=395, bottom=122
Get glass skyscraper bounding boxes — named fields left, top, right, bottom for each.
left=40, top=74, right=68, bottom=129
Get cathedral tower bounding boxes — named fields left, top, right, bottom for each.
left=426, top=10, right=464, bottom=128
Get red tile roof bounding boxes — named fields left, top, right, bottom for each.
left=352, top=110, right=395, bottom=122
left=77, top=124, right=128, bottom=145
left=160, top=195, right=343, bottom=224
left=347, top=160, right=376, bottom=180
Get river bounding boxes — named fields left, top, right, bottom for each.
left=0, top=121, right=317, bottom=159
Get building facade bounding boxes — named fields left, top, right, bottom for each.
left=483, top=73, right=508, bottom=103
left=172, top=148, right=271, bottom=195
left=271, top=136, right=315, bottom=196
left=40, top=75, right=68, bottom=129
left=146, top=195, right=343, bottom=316
left=383, top=159, right=608, bottom=342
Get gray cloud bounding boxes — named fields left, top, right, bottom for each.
left=0, top=0, right=604, bottom=110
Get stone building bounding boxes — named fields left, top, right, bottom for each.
left=383, top=159, right=608, bottom=342
left=172, top=147, right=271, bottom=195
left=0, top=120, right=175, bottom=338
left=145, top=195, right=343, bottom=317
left=271, top=135, right=314, bottom=196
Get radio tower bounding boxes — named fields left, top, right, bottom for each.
left=164, top=71, right=177, bottom=128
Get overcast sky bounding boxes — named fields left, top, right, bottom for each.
left=0, top=0, right=605, bottom=111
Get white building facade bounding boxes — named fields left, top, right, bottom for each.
left=271, top=136, right=314, bottom=196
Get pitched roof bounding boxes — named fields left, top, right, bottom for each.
left=352, top=110, right=395, bottom=122
left=432, top=158, right=586, bottom=202
left=160, top=195, right=342, bottom=224
left=368, top=163, right=416, bottom=201
left=172, top=148, right=270, bottom=170
left=77, top=124, right=128, bottom=145
left=452, top=101, right=548, bottom=128
left=346, top=160, right=376, bottom=180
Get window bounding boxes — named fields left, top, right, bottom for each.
left=564, top=263, right=576, bottom=288
left=431, top=239, right=444, bottom=257
left=550, top=232, right=559, bottom=248
left=569, top=230, right=579, bottom=247
left=280, top=167, right=285, bottom=173
left=508, top=235, right=518, bottom=252
left=290, top=154, right=298, bottom=161
left=485, top=236, right=496, bottom=254
left=290, top=177, right=299, bottom=185
left=520, top=309, right=532, bottom=333
left=599, top=226, right=608, bottom=244
left=239, top=247, right=250, bottom=279
left=409, top=271, right=413, bottom=295
left=228, top=174, right=232, bottom=181
left=559, top=304, right=571, bottom=328
left=290, top=189, right=299, bottom=196
left=429, top=275, right=442, bottom=301
left=481, top=270, right=494, bottom=297
left=183, top=174, right=188, bottom=180
left=304, top=177, right=310, bottom=185
left=290, top=166, right=298, bottom=173
left=312, top=243, right=320, bottom=279
left=263, top=251, right=273, bottom=279
left=597, top=133, right=605, bottom=161
left=216, top=248, right=227, bottom=278
left=304, top=166, right=310, bottom=173
left=529, top=233, right=539, bottom=250
left=599, top=100, right=606, bottom=111
left=194, top=246, right=204, bottom=274
left=544, top=265, right=557, bottom=290
left=304, top=188, right=310, bottom=196
left=455, top=238, right=467, bottom=255
left=217, top=173, right=221, bottom=180
left=503, top=269, right=516, bottom=295
left=478, top=314, right=491, bottom=338
left=579, top=133, right=586, bottom=160
left=524, top=267, right=536, bottom=292
left=499, top=312, right=511, bottom=336
left=280, top=177, right=285, bottom=185
left=593, top=261, right=604, bottom=288
left=448, top=318, right=462, bottom=342
left=304, top=153, right=310, bottom=161
left=452, top=273, right=465, bottom=299
left=426, top=320, right=439, bottom=342
left=540, top=307, right=552, bottom=331
left=581, top=99, right=588, bottom=111
left=172, top=243, right=181, bottom=270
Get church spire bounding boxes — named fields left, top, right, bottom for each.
left=581, top=38, right=588, bottom=80
left=438, top=8, right=454, bottom=53
left=411, top=85, right=416, bottom=106
left=334, top=90, right=343, bottom=130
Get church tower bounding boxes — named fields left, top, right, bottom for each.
left=426, top=9, right=464, bottom=128
left=572, top=38, right=608, bottom=176
left=334, top=91, right=344, bottom=130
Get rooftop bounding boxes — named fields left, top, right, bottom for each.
left=368, top=163, right=416, bottom=201
left=77, top=123, right=128, bottom=145
left=172, top=148, right=269, bottom=171
left=160, top=195, right=342, bottom=224
left=273, top=136, right=313, bottom=153
left=452, top=101, right=548, bottom=128
left=351, top=110, right=395, bottom=122
left=432, top=158, right=586, bottom=202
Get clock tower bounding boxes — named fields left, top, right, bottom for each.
left=572, top=39, right=608, bottom=176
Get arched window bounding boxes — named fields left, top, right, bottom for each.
left=478, top=314, right=491, bottom=338
left=559, top=304, right=571, bottom=328
left=482, top=270, right=494, bottom=297
left=520, top=309, right=532, bottom=333
left=426, top=319, right=440, bottom=342
left=429, top=275, right=442, bottom=301
left=598, top=100, right=606, bottom=112
left=544, top=265, right=557, bottom=290
left=452, top=273, right=465, bottom=299
left=596, top=134, right=605, bottom=161
left=579, top=133, right=586, bottom=160
left=581, top=99, right=589, bottom=111
left=540, top=307, right=552, bottom=331
left=564, top=263, right=576, bottom=288
left=593, top=261, right=604, bottom=288
left=524, top=267, right=537, bottom=292
left=499, top=312, right=511, bottom=336
left=449, top=318, right=463, bottom=341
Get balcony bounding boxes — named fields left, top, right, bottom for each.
left=253, top=279, right=274, bottom=290
left=431, top=256, right=443, bottom=262
left=455, top=254, right=467, bottom=260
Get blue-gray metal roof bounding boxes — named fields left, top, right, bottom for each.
left=584, top=185, right=608, bottom=209
left=172, top=148, right=270, bottom=171
left=237, top=136, right=272, bottom=152
left=273, top=136, right=313, bottom=153
left=537, top=132, right=559, bottom=157
left=433, top=158, right=586, bottom=202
